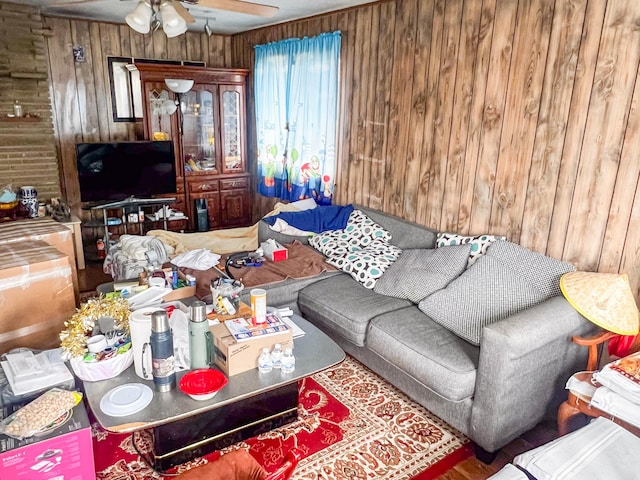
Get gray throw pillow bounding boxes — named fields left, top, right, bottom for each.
left=374, top=245, right=471, bottom=303
left=418, top=240, right=576, bottom=345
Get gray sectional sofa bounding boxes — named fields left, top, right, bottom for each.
left=245, top=206, right=595, bottom=456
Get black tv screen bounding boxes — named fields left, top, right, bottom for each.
left=76, top=141, right=177, bottom=203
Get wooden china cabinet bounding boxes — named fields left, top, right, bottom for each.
left=136, top=63, right=251, bottom=232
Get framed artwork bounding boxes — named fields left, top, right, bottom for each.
left=107, top=56, right=206, bottom=123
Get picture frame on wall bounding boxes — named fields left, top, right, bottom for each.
left=107, top=56, right=205, bottom=123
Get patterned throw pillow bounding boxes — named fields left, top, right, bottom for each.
left=418, top=240, right=575, bottom=345
left=328, top=240, right=403, bottom=290
left=436, top=232, right=506, bottom=266
left=309, top=210, right=399, bottom=289
left=309, top=209, right=392, bottom=257
left=373, top=245, right=471, bottom=303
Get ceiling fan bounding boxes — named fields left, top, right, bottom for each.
left=49, top=0, right=278, bottom=37
left=48, top=0, right=278, bottom=16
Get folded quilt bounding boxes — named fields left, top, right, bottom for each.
left=263, top=204, right=354, bottom=234
left=590, top=385, right=640, bottom=428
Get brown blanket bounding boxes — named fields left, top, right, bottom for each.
left=181, top=241, right=337, bottom=300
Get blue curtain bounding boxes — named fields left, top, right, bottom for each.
left=255, top=31, right=341, bottom=204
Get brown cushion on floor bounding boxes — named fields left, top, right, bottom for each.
left=176, top=450, right=267, bottom=480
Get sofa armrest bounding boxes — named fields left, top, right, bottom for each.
left=470, top=296, right=596, bottom=452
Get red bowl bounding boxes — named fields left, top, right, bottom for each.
left=179, top=368, right=228, bottom=401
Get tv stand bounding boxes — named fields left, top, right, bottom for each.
left=86, top=198, right=180, bottom=253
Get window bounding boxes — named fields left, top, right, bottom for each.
left=254, top=32, right=341, bottom=204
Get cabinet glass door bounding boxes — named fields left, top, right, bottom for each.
left=182, top=86, right=217, bottom=173
left=148, top=87, right=175, bottom=141
left=220, top=86, right=245, bottom=173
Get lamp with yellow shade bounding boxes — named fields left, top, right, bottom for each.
left=560, top=272, right=640, bottom=370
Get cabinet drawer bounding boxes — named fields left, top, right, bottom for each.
left=189, top=180, right=219, bottom=193
left=220, top=177, right=249, bottom=190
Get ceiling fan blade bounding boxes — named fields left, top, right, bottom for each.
left=173, top=1, right=196, bottom=23
left=192, top=0, right=278, bottom=18
left=47, top=0, right=110, bottom=7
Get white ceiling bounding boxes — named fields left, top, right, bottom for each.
left=8, top=0, right=377, bottom=35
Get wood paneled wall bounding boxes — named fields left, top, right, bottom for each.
left=43, top=15, right=233, bottom=215
left=232, top=0, right=640, bottom=298
left=0, top=3, right=60, bottom=200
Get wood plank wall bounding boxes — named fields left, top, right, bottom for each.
left=232, top=0, right=640, bottom=299
left=0, top=3, right=60, bottom=200
left=42, top=14, right=232, bottom=217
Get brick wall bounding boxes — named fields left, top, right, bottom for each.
left=0, top=2, right=60, bottom=200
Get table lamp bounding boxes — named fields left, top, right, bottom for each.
left=560, top=272, right=640, bottom=369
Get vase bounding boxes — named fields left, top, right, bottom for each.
left=18, top=186, right=38, bottom=218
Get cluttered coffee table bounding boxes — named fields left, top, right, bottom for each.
left=82, top=311, right=345, bottom=471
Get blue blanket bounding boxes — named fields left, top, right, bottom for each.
left=263, top=204, right=354, bottom=234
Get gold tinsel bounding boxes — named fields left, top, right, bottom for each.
left=59, top=296, right=131, bottom=359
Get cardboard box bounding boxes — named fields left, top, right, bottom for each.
left=0, top=219, right=79, bottom=304
left=0, top=241, right=75, bottom=354
left=162, top=285, right=196, bottom=302
left=0, top=397, right=95, bottom=479
left=211, top=321, right=293, bottom=376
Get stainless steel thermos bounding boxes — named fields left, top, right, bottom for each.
left=150, top=310, right=176, bottom=392
left=189, top=300, right=213, bottom=369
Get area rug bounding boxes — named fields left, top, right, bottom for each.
left=92, top=356, right=472, bottom=479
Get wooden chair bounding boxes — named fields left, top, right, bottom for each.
left=556, top=331, right=640, bottom=436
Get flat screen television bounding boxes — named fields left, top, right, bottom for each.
left=76, top=141, right=177, bottom=203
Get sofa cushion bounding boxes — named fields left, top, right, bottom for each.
left=258, top=220, right=310, bottom=246
left=357, top=206, right=438, bottom=250
left=367, top=306, right=479, bottom=401
left=373, top=245, right=471, bottom=302
left=298, top=274, right=412, bottom=346
left=418, top=240, right=576, bottom=345
left=436, top=232, right=505, bottom=266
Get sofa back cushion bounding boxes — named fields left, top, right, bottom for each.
left=357, top=206, right=438, bottom=249
left=373, top=245, right=471, bottom=303
left=258, top=220, right=310, bottom=245
left=418, top=240, right=576, bottom=345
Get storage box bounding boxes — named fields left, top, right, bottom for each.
left=210, top=321, right=293, bottom=376
left=0, top=241, right=76, bottom=354
left=0, top=219, right=79, bottom=303
left=261, top=239, right=288, bottom=262
left=0, top=396, right=95, bottom=479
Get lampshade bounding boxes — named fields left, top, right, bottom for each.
left=165, top=79, right=194, bottom=93
left=160, top=2, right=187, bottom=30
left=125, top=1, right=152, bottom=34
left=560, top=272, right=640, bottom=336
left=163, top=20, right=188, bottom=38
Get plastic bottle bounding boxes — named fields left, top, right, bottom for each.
left=13, top=100, right=23, bottom=117
left=271, top=343, right=283, bottom=369
left=281, top=348, right=295, bottom=374
left=258, top=347, right=273, bottom=373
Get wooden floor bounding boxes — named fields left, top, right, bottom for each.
left=78, top=261, right=563, bottom=479
left=439, top=420, right=560, bottom=479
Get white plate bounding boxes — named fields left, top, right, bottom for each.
left=100, top=383, right=153, bottom=417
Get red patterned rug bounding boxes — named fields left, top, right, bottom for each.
left=92, top=356, right=472, bottom=479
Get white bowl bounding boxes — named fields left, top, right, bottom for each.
left=187, top=390, right=219, bottom=401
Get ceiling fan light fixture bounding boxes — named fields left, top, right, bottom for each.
left=164, top=20, right=188, bottom=38
left=125, top=1, right=153, bottom=34
left=204, top=18, right=213, bottom=37
left=160, top=1, right=184, bottom=28
left=165, top=79, right=194, bottom=94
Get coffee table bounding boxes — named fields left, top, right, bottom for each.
left=83, top=312, right=345, bottom=471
